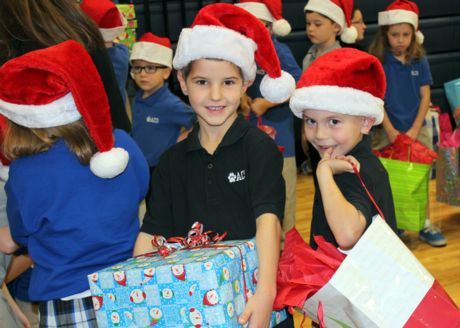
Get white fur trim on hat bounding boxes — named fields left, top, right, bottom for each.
left=173, top=26, right=257, bottom=81
left=100, top=11, right=127, bottom=42
left=130, top=42, right=173, bottom=68
left=0, top=92, right=81, bottom=128
left=90, top=147, right=129, bottom=178
left=378, top=9, right=418, bottom=29
left=304, top=0, right=346, bottom=32
left=290, top=85, right=384, bottom=125
left=235, top=3, right=275, bottom=23
left=260, top=70, right=296, bottom=103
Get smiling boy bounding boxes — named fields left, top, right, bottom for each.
left=291, top=48, right=397, bottom=250
left=133, top=4, right=296, bottom=327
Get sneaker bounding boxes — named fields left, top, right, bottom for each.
left=397, top=229, right=406, bottom=239
left=419, top=225, right=447, bottom=247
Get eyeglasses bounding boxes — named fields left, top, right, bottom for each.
left=130, top=65, right=165, bottom=74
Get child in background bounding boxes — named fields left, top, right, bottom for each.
left=0, top=40, right=149, bottom=326
left=290, top=48, right=397, bottom=249
left=235, top=0, right=302, bottom=246
left=341, top=6, right=367, bottom=50
left=130, top=32, right=194, bottom=204
left=80, top=0, right=130, bottom=108
left=368, top=0, right=447, bottom=247
left=133, top=4, right=296, bottom=327
left=302, top=0, right=357, bottom=71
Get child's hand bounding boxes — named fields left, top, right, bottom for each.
left=318, top=151, right=360, bottom=175
left=238, top=288, right=274, bottom=328
left=385, top=127, right=399, bottom=144
left=405, top=126, right=420, bottom=141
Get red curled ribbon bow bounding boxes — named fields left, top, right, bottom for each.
left=151, top=221, right=227, bottom=257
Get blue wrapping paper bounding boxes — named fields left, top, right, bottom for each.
left=88, top=239, right=286, bottom=327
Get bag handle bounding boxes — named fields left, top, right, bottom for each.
left=352, top=164, right=386, bottom=221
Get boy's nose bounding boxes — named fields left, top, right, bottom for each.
left=209, top=85, right=222, bottom=100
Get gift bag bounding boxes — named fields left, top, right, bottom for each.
left=375, top=135, right=436, bottom=231
left=444, top=78, right=460, bottom=112
left=116, top=4, right=137, bottom=49
left=379, top=157, right=430, bottom=231
left=275, top=168, right=460, bottom=327
left=436, top=147, right=460, bottom=206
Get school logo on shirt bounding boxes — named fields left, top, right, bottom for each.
left=228, top=170, right=246, bottom=183
left=146, top=116, right=159, bottom=123
left=411, top=70, right=419, bottom=76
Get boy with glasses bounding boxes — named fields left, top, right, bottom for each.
left=130, top=32, right=195, bottom=205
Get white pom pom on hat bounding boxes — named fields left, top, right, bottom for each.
left=235, top=0, right=292, bottom=37
left=0, top=40, right=129, bottom=179
left=377, top=0, right=424, bottom=44
left=290, top=48, right=386, bottom=125
left=173, top=3, right=296, bottom=104
left=304, top=0, right=358, bottom=44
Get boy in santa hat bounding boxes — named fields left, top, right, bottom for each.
left=133, top=3, right=295, bottom=327
left=290, top=48, right=397, bottom=250
left=80, top=0, right=130, bottom=107
left=235, top=0, right=302, bottom=250
left=303, top=0, right=358, bottom=70
left=0, top=40, right=149, bottom=326
left=129, top=32, right=195, bottom=207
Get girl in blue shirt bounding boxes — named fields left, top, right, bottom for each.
left=368, top=0, right=446, bottom=247
left=0, top=41, right=149, bottom=327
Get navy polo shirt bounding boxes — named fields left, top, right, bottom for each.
left=107, top=43, right=129, bottom=106
left=141, top=115, right=285, bottom=240
left=131, top=85, right=194, bottom=167
left=383, top=51, right=432, bottom=132
left=246, top=36, right=302, bottom=158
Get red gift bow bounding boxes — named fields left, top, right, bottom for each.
left=373, top=134, right=437, bottom=164
left=151, top=222, right=227, bottom=257
left=150, top=222, right=252, bottom=301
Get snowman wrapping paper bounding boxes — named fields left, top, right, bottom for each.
left=88, top=239, right=286, bottom=327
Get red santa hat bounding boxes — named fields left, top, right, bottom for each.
left=290, top=48, right=386, bottom=125
left=304, top=0, right=358, bottom=44
left=80, top=0, right=126, bottom=42
left=0, top=40, right=129, bottom=179
left=130, top=32, right=173, bottom=68
left=378, top=0, right=424, bottom=44
left=172, top=3, right=295, bottom=103
left=235, top=0, right=292, bottom=37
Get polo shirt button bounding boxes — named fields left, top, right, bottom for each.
left=207, top=163, right=213, bottom=169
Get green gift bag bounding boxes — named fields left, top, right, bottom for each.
left=379, top=158, right=430, bottom=231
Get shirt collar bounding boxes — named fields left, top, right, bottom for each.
left=185, top=115, right=250, bottom=152
left=135, top=84, right=168, bottom=103
left=349, top=134, right=371, bottom=157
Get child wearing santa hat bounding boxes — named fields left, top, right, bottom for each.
left=290, top=47, right=397, bottom=250
left=0, top=40, right=149, bottom=326
left=368, top=0, right=446, bottom=247
left=133, top=3, right=295, bottom=327
left=235, top=0, right=302, bottom=251
left=80, top=0, right=130, bottom=108
left=129, top=32, right=195, bottom=207
left=302, top=0, right=358, bottom=70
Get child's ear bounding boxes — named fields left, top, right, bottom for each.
left=361, top=117, right=376, bottom=135
left=242, top=80, right=253, bottom=93
left=162, top=67, right=172, bottom=80
left=333, top=22, right=341, bottom=35
left=176, top=70, right=188, bottom=96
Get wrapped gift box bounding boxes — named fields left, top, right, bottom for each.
left=88, top=239, right=286, bottom=327
left=116, top=4, right=137, bottom=49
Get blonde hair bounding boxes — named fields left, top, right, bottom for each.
left=368, top=24, right=425, bottom=64
left=3, top=119, right=97, bottom=165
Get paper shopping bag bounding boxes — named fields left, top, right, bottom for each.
left=379, top=158, right=430, bottom=231
left=301, top=217, right=460, bottom=328
left=436, top=147, right=460, bottom=206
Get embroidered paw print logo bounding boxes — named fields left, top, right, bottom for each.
left=228, top=173, right=236, bottom=183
